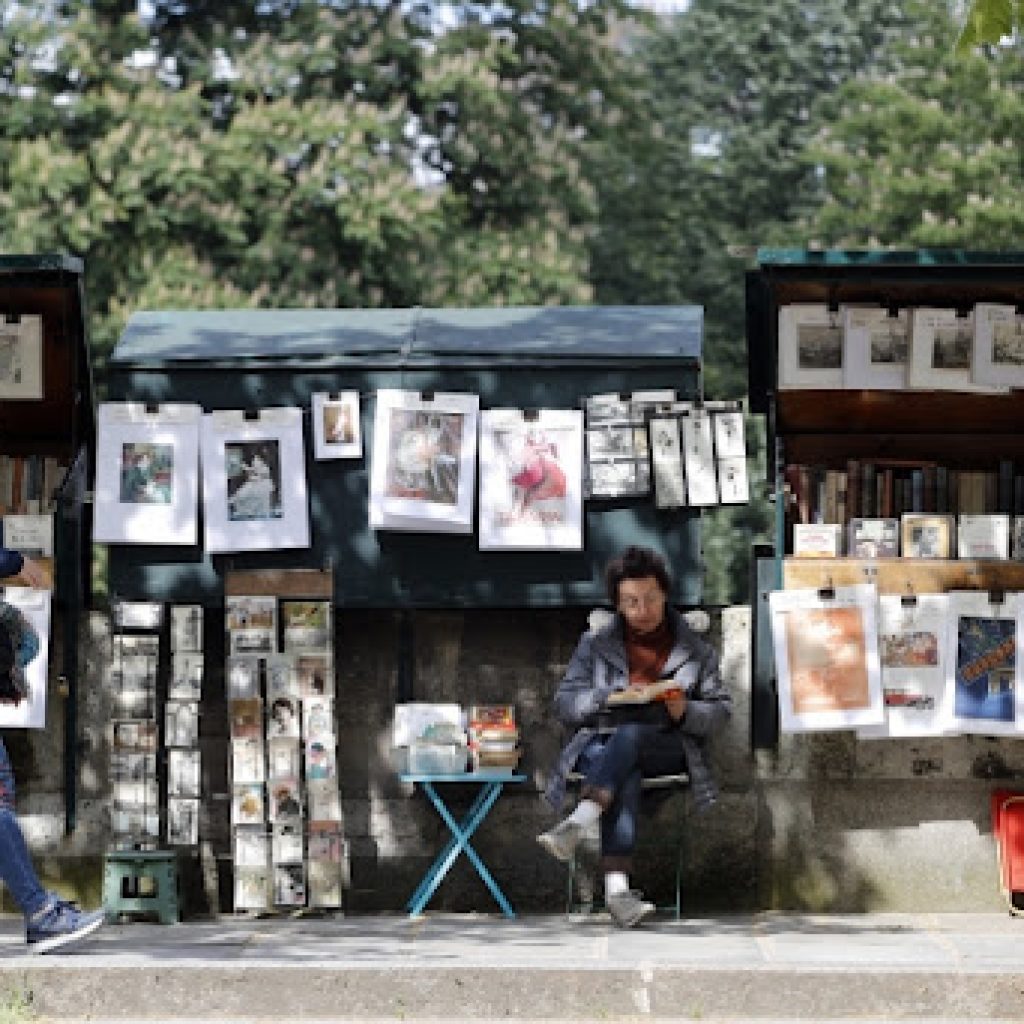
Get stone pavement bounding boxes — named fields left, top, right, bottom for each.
left=0, top=912, right=1023, bottom=1021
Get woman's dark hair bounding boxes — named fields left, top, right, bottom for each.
left=604, top=545, right=672, bottom=603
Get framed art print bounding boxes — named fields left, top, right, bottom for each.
left=311, top=390, right=362, bottom=460
left=478, top=408, right=584, bottom=551
left=93, top=403, right=202, bottom=545
left=768, top=584, right=884, bottom=733
left=944, top=591, right=1024, bottom=736
left=843, top=307, right=910, bottom=390
left=777, top=304, right=845, bottom=390
left=973, top=303, right=1024, bottom=389
left=0, top=586, right=51, bottom=730
left=0, top=315, right=43, bottom=401
left=201, top=408, right=310, bottom=554
left=369, top=390, right=478, bottom=534
left=858, top=594, right=950, bottom=739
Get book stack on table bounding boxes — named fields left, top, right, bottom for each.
left=467, top=705, right=520, bottom=772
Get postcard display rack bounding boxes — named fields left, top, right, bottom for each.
left=108, top=600, right=204, bottom=850
left=225, top=570, right=346, bottom=913
left=747, top=250, right=1024, bottom=745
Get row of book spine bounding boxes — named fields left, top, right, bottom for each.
left=0, top=456, right=67, bottom=516
left=784, top=459, right=1024, bottom=527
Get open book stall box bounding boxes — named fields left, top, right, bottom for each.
left=0, top=255, right=95, bottom=833
left=747, top=249, right=1024, bottom=748
left=100, top=305, right=717, bottom=913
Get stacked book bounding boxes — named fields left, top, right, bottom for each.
left=467, top=704, right=520, bottom=771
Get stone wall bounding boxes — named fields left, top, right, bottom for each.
left=6, top=605, right=1016, bottom=915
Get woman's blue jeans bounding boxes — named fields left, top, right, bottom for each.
left=575, top=721, right=687, bottom=866
left=0, top=737, right=51, bottom=917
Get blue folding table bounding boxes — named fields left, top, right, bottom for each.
left=400, top=771, right=526, bottom=918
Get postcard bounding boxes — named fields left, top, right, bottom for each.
left=303, top=697, right=335, bottom=742
left=229, top=628, right=276, bottom=656
left=167, top=798, right=199, bottom=846
left=231, top=737, right=266, bottom=785
left=234, top=827, right=269, bottom=867
left=226, top=655, right=261, bottom=700
left=232, top=784, right=265, bottom=826
left=308, top=859, right=344, bottom=908
left=281, top=600, right=332, bottom=653
left=265, top=653, right=299, bottom=698
left=267, top=737, right=301, bottom=780
left=272, top=823, right=304, bottom=865
left=267, top=694, right=301, bottom=739
left=305, top=738, right=337, bottom=781
left=113, top=601, right=163, bottom=630
left=110, top=808, right=160, bottom=839
left=225, top=595, right=277, bottom=633
left=109, top=751, right=156, bottom=785
left=229, top=698, right=264, bottom=740
left=307, top=778, right=342, bottom=823
left=234, top=866, right=270, bottom=910
left=296, top=654, right=332, bottom=698
left=169, top=652, right=204, bottom=700
left=269, top=778, right=302, bottom=823
left=165, top=700, right=200, bottom=748
left=111, top=719, right=158, bottom=753
left=1, top=513, right=54, bottom=558
left=168, top=748, right=201, bottom=798
left=112, top=778, right=158, bottom=808
left=113, top=633, right=159, bottom=659
left=273, top=863, right=306, bottom=906
left=0, top=314, right=43, bottom=400
left=170, top=604, right=203, bottom=653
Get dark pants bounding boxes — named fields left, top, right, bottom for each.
left=0, top=737, right=50, bottom=917
left=575, top=722, right=687, bottom=870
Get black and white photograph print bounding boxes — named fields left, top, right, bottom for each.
left=267, top=737, right=301, bottom=780
left=269, top=778, right=302, bottom=823
left=226, top=656, right=261, bottom=700
left=112, top=719, right=158, bottom=753
left=931, top=324, right=973, bottom=370
left=168, top=748, right=201, bottom=798
left=167, top=797, right=199, bottom=846
left=267, top=695, right=301, bottom=739
left=777, top=304, right=846, bottom=390
left=112, top=777, right=158, bottom=809
left=171, top=604, right=203, bottom=653
left=229, top=627, right=276, bottom=656
left=273, top=863, right=306, bottom=907
left=974, top=303, right=1024, bottom=389
left=265, top=654, right=298, bottom=699
left=797, top=322, right=843, bottom=370
left=225, top=440, right=282, bottom=522
left=170, top=652, right=204, bottom=700
left=165, top=700, right=199, bottom=748
left=110, top=751, right=157, bottom=786
left=113, top=601, right=163, bottom=630
left=112, top=632, right=159, bottom=660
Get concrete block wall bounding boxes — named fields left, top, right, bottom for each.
left=5, top=605, right=1016, bottom=915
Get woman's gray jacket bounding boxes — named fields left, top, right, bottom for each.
left=544, top=607, right=731, bottom=813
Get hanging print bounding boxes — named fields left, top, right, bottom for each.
left=93, top=404, right=202, bottom=545
left=201, top=409, right=310, bottom=553
left=478, top=408, right=583, bottom=551
left=369, top=390, right=478, bottom=533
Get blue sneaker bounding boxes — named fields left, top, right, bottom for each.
left=26, top=899, right=105, bottom=954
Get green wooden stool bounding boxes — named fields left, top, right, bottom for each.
left=102, top=850, right=180, bottom=924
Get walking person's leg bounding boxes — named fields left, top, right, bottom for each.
left=0, top=737, right=104, bottom=953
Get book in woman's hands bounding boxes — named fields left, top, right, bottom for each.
left=605, top=679, right=683, bottom=706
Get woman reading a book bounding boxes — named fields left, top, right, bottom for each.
left=538, top=545, right=731, bottom=927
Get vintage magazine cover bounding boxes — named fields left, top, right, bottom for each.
left=858, top=594, right=950, bottom=739
left=768, top=584, right=884, bottom=732
left=945, top=591, right=1024, bottom=736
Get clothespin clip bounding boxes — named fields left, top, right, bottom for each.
left=901, top=582, right=917, bottom=607
left=243, top=409, right=261, bottom=421
left=523, top=408, right=540, bottom=422
left=817, top=576, right=836, bottom=601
